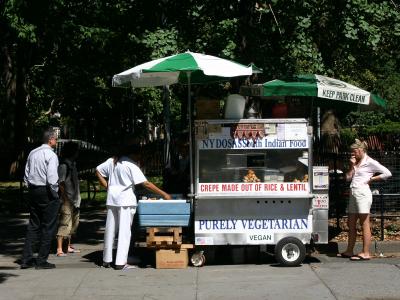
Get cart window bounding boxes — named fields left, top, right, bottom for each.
left=198, top=148, right=309, bottom=184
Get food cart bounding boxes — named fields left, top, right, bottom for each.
left=190, top=118, right=329, bottom=266
left=112, top=56, right=343, bottom=268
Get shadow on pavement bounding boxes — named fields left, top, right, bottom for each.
left=0, top=272, right=19, bottom=284
left=0, top=207, right=107, bottom=258
left=313, top=242, right=340, bottom=257
left=82, top=250, right=103, bottom=267
left=1, top=205, right=330, bottom=268
left=73, top=208, right=106, bottom=245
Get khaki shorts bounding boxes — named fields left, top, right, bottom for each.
left=348, top=186, right=373, bottom=214
left=57, top=200, right=80, bottom=238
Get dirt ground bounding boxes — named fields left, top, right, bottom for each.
left=329, top=217, right=400, bottom=242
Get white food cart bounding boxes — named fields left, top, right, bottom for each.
left=191, top=118, right=329, bottom=266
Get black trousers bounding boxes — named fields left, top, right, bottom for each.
left=22, top=186, right=60, bottom=264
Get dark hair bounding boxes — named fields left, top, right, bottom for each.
left=61, top=142, right=79, bottom=158
left=113, top=144, right=141, bottom=164
left=42, top=128, right=57, bottom=144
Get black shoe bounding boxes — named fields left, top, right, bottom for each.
left=102, top=262, right=111, bottom=268
left=20, top=261, right=36, bottom=269
left=114, top=264, right=124, bottom=270
left=35, top=262, right=56, bottom=269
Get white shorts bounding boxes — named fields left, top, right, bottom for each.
left=348, top=186, right=373, bottom=214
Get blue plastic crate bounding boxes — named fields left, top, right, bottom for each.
left=137, top=200, right=191, bottom=227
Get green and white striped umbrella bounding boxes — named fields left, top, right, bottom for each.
left=241, top=74, right=386, bottom=108
left=112, top=51, right=255, bottom=88
left=112, top=51, right=258, bottom=196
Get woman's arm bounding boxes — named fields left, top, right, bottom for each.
left=345, top=156, right=356, bottom=182
left=142, top=181, right=172, bottom=200
left=368, top=160, right=392, bottom=184
left=95, top=170, right=108, bottom=188
left=59, top=181, right=69, bottom=202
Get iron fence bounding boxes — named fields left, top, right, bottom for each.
left=57, top=139, right=165, bottom=202
left=15, top=139, right=398, bottom=238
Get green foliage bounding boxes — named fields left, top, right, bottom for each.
left=374, top=72, right=400, bottom=120
left=363, top=121, right=400, bottom=135
left=147, top=176, right=163, bottom=188
left=340, top=128, right=358, bottom=148
left=342, top=110, right=400, bottom=147
left=385, top=223, right=400, bottom=236
left=340, top=120, right=400, bottom=150
left=1, top=0, right=400, bottom=154
left=4, top=1, right=37, bottom=43
left=142, top=28, right=180, bottom=59
left=136, top=88, right=164, bottom=122
left=344, top=111, right=386, bottom=127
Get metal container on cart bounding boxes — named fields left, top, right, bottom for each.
left=192, top=118, right=329, bottom=266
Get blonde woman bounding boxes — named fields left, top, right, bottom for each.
left=339, top=139, right=391, bottom=261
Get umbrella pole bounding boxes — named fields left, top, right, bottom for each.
left=317, top=106, right=321, bottom=140
left=187, top=72, right=194, bottom=197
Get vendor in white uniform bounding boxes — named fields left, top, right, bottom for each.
left=96, top=144, right=171, bottom=270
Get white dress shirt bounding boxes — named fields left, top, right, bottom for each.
left=24, top=144, right=59, bottom=192
left=349, top=154, right=392, bottom=188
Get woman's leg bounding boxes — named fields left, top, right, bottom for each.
left=71, top=207, right=80, bottom=233
left=68, top=208, right=81, bottom=252
left=344, top=213, right=357, bottom=255
left=103, top=206, right=117, bottom=263
left=57, top=201, right=73, bottom=255
left=358, top=213, right=371, bottom=258
left=57, top=236, right=64, bottom=254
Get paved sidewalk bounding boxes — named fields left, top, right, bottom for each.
left=1, top=250, right=400, bottom=300
left=0, top=207, right=399, bottom=268
left=1, top=209, right=399, bottom=300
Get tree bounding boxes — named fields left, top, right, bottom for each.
left=1, top=0, right=400, bottom=179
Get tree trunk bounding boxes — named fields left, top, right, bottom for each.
left=3, top=41, right=32, bottom=179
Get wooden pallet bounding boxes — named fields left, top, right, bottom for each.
left=146, top=227, right=182, bottom=247
left=135, top=241, right=194, bottom=250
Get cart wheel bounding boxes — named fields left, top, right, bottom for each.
left=191, top=251, right=206, bottom=267
left=274, top=237, right=306, bottom=267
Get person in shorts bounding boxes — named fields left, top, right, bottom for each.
left=338, top=139, right=391, bottom=261
left=56, top=142, right=81, bottom=256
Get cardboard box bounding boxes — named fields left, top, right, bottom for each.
left=156, top=249, right=188, bottom=269
left=195, top=98, right=220, bottom=119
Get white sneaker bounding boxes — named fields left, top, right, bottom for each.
left=122, top=264, right=137, bottom=271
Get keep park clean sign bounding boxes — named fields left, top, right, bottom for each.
left=316, top=75, right=370, bottom=105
